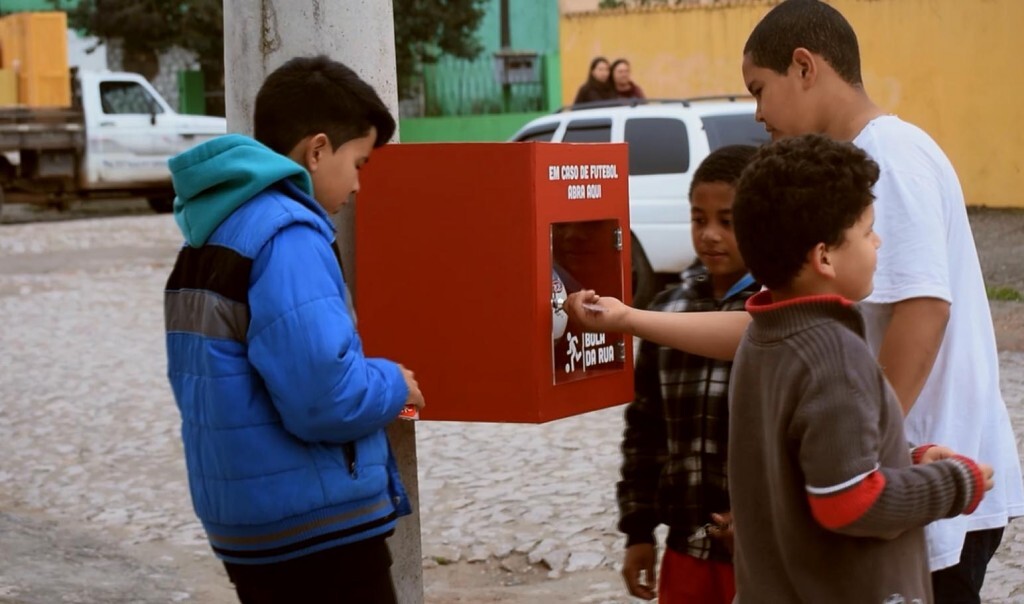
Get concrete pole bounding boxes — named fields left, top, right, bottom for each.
left=222, top=2, right=423, bottom=602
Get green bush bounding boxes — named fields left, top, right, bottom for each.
left=987, top=286, right=1024, bottom=302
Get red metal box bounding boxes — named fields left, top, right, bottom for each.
left=356, top=142, right=633, bottom=423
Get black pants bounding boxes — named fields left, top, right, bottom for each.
left=223, top=536, right=397, bottom=604
left=931, top=527, right=1005, bottom=604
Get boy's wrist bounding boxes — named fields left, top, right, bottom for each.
left=910, top=443, right=937, bottom=464
left=619, top=513, right=657, bottom=547
left=622, top=306, right=639, bottom=335
left=624, top=532, right=656, bottom=548
left=947, top=454, right=985, bottom=515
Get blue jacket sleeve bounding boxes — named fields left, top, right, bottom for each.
left=246, top=224, right=409, bottom=443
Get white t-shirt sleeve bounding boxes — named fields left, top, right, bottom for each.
left=867, top=167, right=952, bottom=304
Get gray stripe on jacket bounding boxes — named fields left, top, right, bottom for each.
left=165, top=289, right=249, bottom=343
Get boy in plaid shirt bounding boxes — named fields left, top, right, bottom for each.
left=618, top=145, right=759, bottom=603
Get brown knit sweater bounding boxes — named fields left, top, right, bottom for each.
left=728, top=292, right=985, bottom=604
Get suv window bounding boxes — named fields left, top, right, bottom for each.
left=702, top=114, right=770, bottom=149
left=624, top=117, right=689, bottom=175
left=562, top=119, right=612, bottom=143
left=516, top=123, right=557, bottom=142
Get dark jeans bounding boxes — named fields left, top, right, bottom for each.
left=931, top=527, right=1005, bottom=604
left=223, top=536, right=397, bottom=604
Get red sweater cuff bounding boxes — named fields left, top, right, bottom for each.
left=951, top=454, right=986, bottom=515
left=911, top=444, right=937, bottom=465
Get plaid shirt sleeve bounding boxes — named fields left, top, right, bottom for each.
left=616, top=270, right=759, bottom=553
left=617, top=332, right=668, bottom=546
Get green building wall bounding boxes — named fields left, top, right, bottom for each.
left=0, top=0, right=77, bottom=13
left=475, top=0, right=559, bottom=51
left=419, top=0, right=561, bottom=118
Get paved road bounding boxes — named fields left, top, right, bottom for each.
left=0, top=214, right=1021, bottom=603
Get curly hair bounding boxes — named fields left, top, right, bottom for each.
left=733, top=134, right=879, bottom=290
left=743, top=0, right=863, bottom=86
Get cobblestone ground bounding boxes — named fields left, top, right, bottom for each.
left=0, top=214, right=1022, bottom=603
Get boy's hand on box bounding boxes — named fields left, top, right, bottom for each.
left=399, top=365, right=426, bottom=411
left=621, top=543, right=657, bottom=600
left=565, top=290, right=630, bottom=332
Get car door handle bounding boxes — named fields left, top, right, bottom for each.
left=99, top=121, right=114, bottom=127
left=180, top=133, right=196, bottom=139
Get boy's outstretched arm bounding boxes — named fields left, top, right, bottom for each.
left=564, top=290, right=749, bottom=361
left=618, top=337, right=669, bottom=600
left=247, top=225, right=409, bottom=444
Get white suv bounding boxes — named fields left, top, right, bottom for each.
left=510, top=97, right=768, bottom=308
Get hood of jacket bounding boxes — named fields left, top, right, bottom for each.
left=169, top=134, right=314, bottom=247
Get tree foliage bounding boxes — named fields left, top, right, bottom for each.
left=62, top=0, right=222, bottom=77
left=393, top=0, right=487, bottom=99
left=61, top=0, right=487, bottom=101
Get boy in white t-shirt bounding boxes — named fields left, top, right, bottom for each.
left=565, top=1, right=1023, bottom=601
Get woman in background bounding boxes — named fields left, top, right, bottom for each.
left=610, top=58, right=646, bottom=100
left=572, top=57, right=614, bottom=105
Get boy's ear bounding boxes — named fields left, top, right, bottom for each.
left=791, top=48, right=818, bottom=89
left=303, top=133, right=331, bottom=174
left=807, top=242, right=836, bottom=280
left=288, top=133, right=330, bottom=173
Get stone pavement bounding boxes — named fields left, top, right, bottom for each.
left=0, top=214, right=1022, bottom=603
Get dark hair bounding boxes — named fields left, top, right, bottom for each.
left=586, top=56, right=611, bottom=89
left=588, top=56, right=609, bottom=76
left=689, top=144, right=759, bottom=198
left=733, top=134, right=879, bottom=290
left=610, top=58, right=630, bottom=74
left=743, top=0, right=863, bottom=86
left=254, top=55, right=396, bottom=155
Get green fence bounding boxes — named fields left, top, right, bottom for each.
left=177, top=70, right=206, bottom=115
left=401, top=52, right=560, bottom=139
left=423, top=56, right=543, bottom=116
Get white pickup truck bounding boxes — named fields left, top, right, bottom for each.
left=0, top=69, right=226, bottom=213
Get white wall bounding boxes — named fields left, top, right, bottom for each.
left=66, top=30, right=106, bottom=71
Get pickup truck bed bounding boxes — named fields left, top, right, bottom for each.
left=0, top=107, right=84, bottom=152
left=0, top=70, right=226, bottom=213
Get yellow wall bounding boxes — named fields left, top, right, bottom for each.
left=561, top=0, right=1024, bottom=208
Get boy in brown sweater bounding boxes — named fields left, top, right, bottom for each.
left=722, top=134, right=992, bottom=603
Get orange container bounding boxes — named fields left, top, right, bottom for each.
left=356, top=142, right=634, bottom=423
left=0, top=69, right=16, bottom=106
left=0, top=12, right=70, bottom=107
left=0, top=17, right=10, bottom=69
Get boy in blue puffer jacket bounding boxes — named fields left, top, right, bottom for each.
left=163, top=55, right=425, bottom=603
